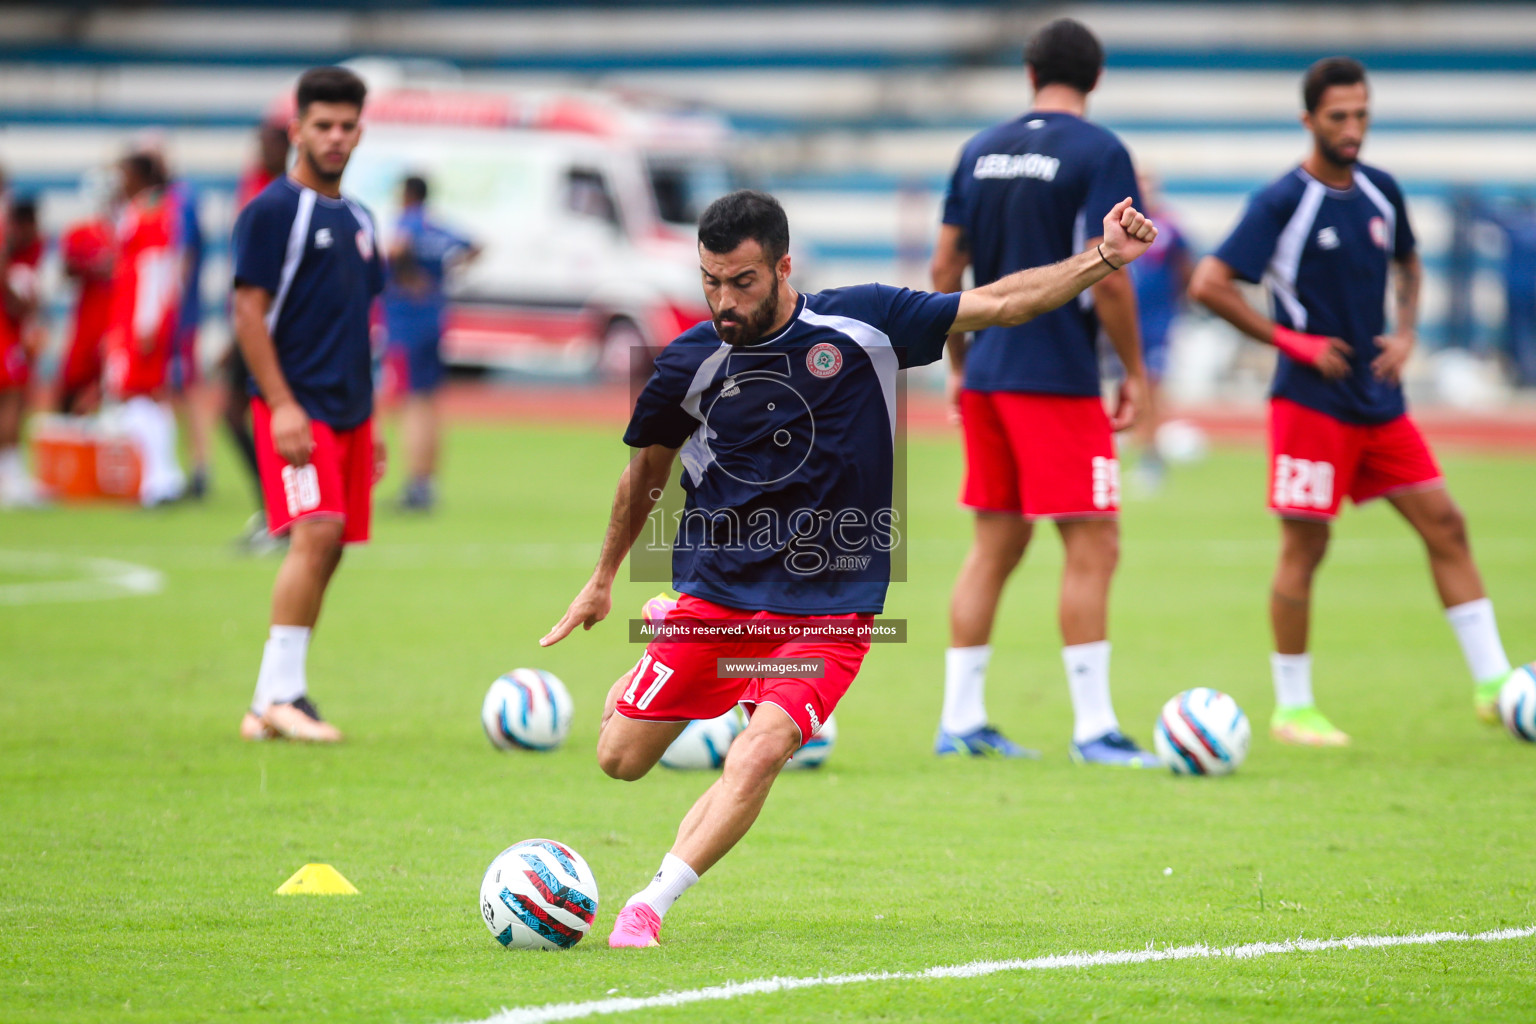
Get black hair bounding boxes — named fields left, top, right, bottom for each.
left=1025, top=18, right=1104, bottom=94
left=697, top=189, right=790, bottom=263
left=403, top=175, right=428, bottom=203
left=122, top=151, right=165, bottom=189
left=296, top=66, right=367, bottom=116
left=8, top=197, right=37, bottom=225
left=1303, top=56, right=1368, bottom=113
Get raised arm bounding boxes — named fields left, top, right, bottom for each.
left=950, top=197, right=1156, bottom=335
left=1188, top=254, right=1351, bottom=379
left=541, top=443, right=679, bottom=647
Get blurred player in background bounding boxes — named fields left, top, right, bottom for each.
left=931, top=18, right=1156, bottom=765
left=166, top=168, right=211, bottom=499
left=541, top=189, right=1158, bottom=948
left=1189, top=57, right=1519, bottom=744
left=383, top=173, right=479, bottom=512
left=58, top=169, right=118, bottom=415
left=1124, top=168, right=1193, bottom=492
left=228, top=121, right=292, bottom=549
left=0, top=195, right=47, bottom=508
left=106, top=150, right=186, bottom=507
left=232, top=67, right=384, bottom=742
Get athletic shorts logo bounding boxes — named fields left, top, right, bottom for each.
left=806, top=343, right=843, bottom=378
left=280, top=463, right=322, bottom=516
left=805, top=703, right=822, bottom=736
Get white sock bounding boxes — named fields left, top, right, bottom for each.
left=941, top=645, right=991, bottom=735
left=1271, top=652, right=1314, bottom=709
left=1064, top=640, right=1117, bottom=743
left=625, top=852, right=698, bottom=919
left=252, top=625, right=311, bottom=714
left=1445, top=598, right=1512, bottom=684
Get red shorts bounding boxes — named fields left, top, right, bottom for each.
left=616, top=594, right=871, bottom=744
left=960, top=390, right=1118, bottom=519
left=1269, top=398, right=1443, bottom=521
left=0, top=333, right=28, bottom=390
left=105, top=339, right=171, bottom=399
left=253, top=398, right=374, bottom=544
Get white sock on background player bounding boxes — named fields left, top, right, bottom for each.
left=941, top=645, right=991, bottom=735
left=626, top=852, right=698, bottom=919
left=1445, top=598, right=1512, bottom=684
left=253, top=625, right=311, bottom=714
left=1271, top=652, right=1314, bottom=708
left=1064, top=640, right=1117, bottom=743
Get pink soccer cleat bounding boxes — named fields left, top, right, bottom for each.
left=239, top=711, right=277, bottom=741
left=641, top=593, right=677, bottom=625
left=608, top=903, right=662, bottom=948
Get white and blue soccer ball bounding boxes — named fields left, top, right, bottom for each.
left=1154, top=688, right=1250, bottom=776
left=482, top=669, right=573, bottom=751
left=1498, top=663, right=1536, bottom=742
left=480, top=838, right=598, bottom=950
left=784, top=712, right=837, bottom=770
left=661, top=705, right=749, bottom=770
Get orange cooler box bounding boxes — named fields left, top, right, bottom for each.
left=31, top=415, right=142, bottom=500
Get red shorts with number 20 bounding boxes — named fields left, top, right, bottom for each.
left=1269, top=397, right=1442, bottom=521
left=253, top=397, right=374, bottom=544
left=616, top=594, right=871, bottom=743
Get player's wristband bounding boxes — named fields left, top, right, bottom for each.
left=1271, top=325, right=1333, bottom=366
left=1097, top=243, right=1121, bottom=271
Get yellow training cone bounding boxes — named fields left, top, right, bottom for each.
left=275, top=863, right=359, bottom=895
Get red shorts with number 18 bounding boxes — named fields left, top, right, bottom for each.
left=615, top=594, right=871, bottom=744
left=1268, top=397, right=1442, bottom=521
left=253, top=397, right=374, bottom=544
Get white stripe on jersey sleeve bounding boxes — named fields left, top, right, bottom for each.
left=1264, top=178, right=1325, bottom=332
left=677, top=341, right=732, bottom=487
left=796, top=305, right=898, bottom=444
left=265, top=188, right=316, bottom=334
left=1354, top=173, right=1397, bottom=255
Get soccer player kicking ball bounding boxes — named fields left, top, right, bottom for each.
left=1189, top=57, right=1518, bottom=745
left=231, top=67, right=385, bottom=742
left=541, top=189, right=1156, bottom=947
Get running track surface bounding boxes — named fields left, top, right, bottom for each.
left=436, top=382, right=1536, bottom=453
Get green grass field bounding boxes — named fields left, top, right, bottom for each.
left=3, top=419, right=1534, bottom=1023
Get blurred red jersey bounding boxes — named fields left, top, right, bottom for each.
left=60, top=217, right=116, bottom=398
left=105, top=189, right=181, bottom=398
left=0, top=235, right=42, bottom=390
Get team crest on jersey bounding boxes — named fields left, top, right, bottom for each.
left=314, top=227, right=334, bottom=249
left=1316, top=226, right=1340, bottom=250
left=806, top=343, right=843, bottom=378
left=355, top=230, right=373, bottom=259
left=1369, top=216, right=1388, bottom=249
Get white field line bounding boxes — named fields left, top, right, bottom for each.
left=460, top=924, right=1536, bottom=1024
left=0, top=550, right=164, bottom=605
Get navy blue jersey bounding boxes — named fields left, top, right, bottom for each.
left=942, top=111, right=1140, bottom=395
left=383, top=205, right=473, bottom=346
left=624, top=284, right=960, bottom=615
left=232, top=177, right=385, bottom=430
left=1214, top=164, right=1415, bottom=425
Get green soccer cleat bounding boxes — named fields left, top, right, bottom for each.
left=1474, top=673, right=1509, bottom=725
left=1270, top=705, right=1350, bottom=747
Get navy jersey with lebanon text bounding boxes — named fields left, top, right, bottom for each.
left=1214, top=164, right=1415, bottom=425
left=625, top=284, right=960, bottom=615
left=232, top=177, right=385, bottom=430
left=942, top=111, right=1140, bottom=395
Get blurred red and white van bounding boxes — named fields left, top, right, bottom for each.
left=331, top=82, right=732, bottom=375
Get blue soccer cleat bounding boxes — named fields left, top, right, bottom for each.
left=934, top=725, right=1041, bottom=759
left=1070, top=729, right=1159, bottom=767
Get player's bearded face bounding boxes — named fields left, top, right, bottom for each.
left=701, top=243, right=788, bottom=347
left=294, top=102, right=363, bottom=184
left=1307, top=83, right=1369, bottom=168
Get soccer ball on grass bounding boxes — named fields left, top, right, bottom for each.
left=1498, top=663, right=1536, bottom=742
left=482, top=669, right=573, bottom=751
left=1154, top=688, right=1250, bottom=776
left=479, top=838, right=598, bottom=950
